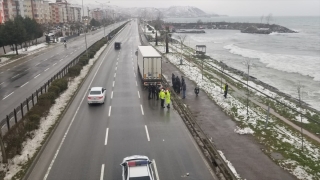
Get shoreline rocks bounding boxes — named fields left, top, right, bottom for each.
left=166, top=22, right=297, bottom=34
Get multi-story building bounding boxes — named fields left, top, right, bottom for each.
left=0, top=0, right=81, bottom=24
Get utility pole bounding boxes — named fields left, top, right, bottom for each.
left=297, top=84, right=304, bottom=151
left=82, top=0, right=88, bottom=57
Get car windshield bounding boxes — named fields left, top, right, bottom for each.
left=129, top=177, right=150, bottom=180
left=90, top=91, right=101, bottom=95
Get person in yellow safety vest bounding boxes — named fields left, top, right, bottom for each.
left=159, top=89, right=166, bottom=108
left=165, top=90, right=171, bottom=109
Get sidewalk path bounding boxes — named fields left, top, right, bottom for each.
left=139, top=28, right=296, bottom=179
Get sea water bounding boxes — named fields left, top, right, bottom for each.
left=165, top=16, right=320, bottom=111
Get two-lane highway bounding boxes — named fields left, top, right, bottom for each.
left=26, top=21, right=216, bottom=180
left=0, top=22, right=124, bottom=133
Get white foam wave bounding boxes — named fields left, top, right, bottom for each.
left=224, top=44, right=320, bottom=81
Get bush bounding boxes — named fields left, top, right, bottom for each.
left=48, top=85, right=61, bottom=97
left=25, top=114, right=41, bottom=131
left=51, top=78, right=68, bottom=92
left=68, top=65, right=82, bottom=77
left=38, top=92, right=56, bottom=106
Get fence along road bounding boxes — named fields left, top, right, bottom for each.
left=0, top=22, right=125, bottom=136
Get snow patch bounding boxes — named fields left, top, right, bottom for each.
left=234, top=126, right=254, bottom=135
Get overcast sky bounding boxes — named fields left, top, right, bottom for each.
left=66, top=0, right=320, bottom=16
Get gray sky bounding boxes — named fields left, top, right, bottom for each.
left=66, top=0, right=320, bottom=16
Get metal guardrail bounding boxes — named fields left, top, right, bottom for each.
left=161, top=77, right=238, bottom=180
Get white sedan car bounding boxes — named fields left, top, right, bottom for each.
left=121, top=155, right=154, bottom=180
left=87, top=87, right=106, bottom=105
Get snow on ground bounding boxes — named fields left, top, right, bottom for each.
left=234, top=126, right=254, bottom=135
left=218, top=150, right=242, bottom=179
left=0, top=57, right=9, bottom=63
left=6, top=43, right=47, bottom=55
left=151, top=43, right=319, bottom=180
left=0, top=43, right=107, bottom=180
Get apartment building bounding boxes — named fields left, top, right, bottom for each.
left=0, top=0, right=81, bottom=24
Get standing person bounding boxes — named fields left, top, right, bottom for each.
left=176, top=76, right=181, bottom=94
left=148, top=83, right=152, bottom=99
left=172, top=73, right=175, bottom=87
left=224, top=83, right=229, bottom=98
left=152, top=83, right=156, bottom=99
left=182, top=82, right=186, bottom=99
left=156, top=84, right=160, bottom=100
left=181, top=76, right=185, bottom=87
left=159, top=89, right=165, bottom=108
left=194, top=86, right=200, bottom=96
left=165, top=90, right=171, bottom=108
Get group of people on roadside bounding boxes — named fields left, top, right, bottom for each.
left=148, top=84, right=171, bottom=109
left=172, top=73, right=187, bottom=99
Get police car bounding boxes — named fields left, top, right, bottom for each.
left=121, top=155, right=154, bottom=180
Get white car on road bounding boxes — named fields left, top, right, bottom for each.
left=87, top=87, right=106, bottom=105
left=121, top=155, right=154, bottom=180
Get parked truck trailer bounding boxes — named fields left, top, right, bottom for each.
left=137, top=46, right=162, bottom=87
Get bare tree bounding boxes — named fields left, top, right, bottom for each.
left=176, top=34, right=187, bottom=65
left=260, top=15, right=264, bottom=24
left=265, top=13, right=273, bottom=24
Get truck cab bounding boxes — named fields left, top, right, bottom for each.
left=115, top=42, right=121, bottom=50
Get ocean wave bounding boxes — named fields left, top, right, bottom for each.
left=224, top=44, right=320, bottom=81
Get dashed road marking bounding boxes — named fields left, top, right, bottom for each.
left=105, top=128, right=109, bottom=145
left=53, top=63, right=57, bottom=66
left=34, top=74, right=40, bottom=78
left=2, top=92, right=14, bottom=100
left=145, top=125, right=150, bottom=141
left=20, top=82, right=29, bottom=88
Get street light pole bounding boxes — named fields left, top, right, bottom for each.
left=82, top=0, right=88, bottom=57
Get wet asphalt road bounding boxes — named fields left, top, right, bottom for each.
left=26, top=21, right=216, bottom=180
left=0, top=23, right=123, bottom=132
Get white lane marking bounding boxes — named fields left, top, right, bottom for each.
left=100, top=164, right=105, bottom=180
left=134, top=72, right=136, bottom=77
left=108, top=106, right=112, bottom=117
left=141, top=104, right=144, bottom=115
left=35, top=63, right=40, bottom=66
left=44, top=58, right=48, bottom=61
left=138, top=91, right=140, bottom=98
left=3, top=92, right=14, bottom=100
left=114, top=73, right=116, bottom=78
left=116, top=62, right=118, bottom=66
left=60, top=59, right=63, bottom=61
left=24, top=68, right=30, bottom=71
left=20, top=82, right=29, bottom=88
left=0, top=82, right=4, bottom=86
left=53, top=63, right=57, bottom=66
left=11, top=74, right=20, bottom=79
left=105, top=128, right=109, bottom=145
left=136, top=81, right=138, bottom=86
left=113, top=81, right=115, bottom=87
left=44, top=42, right=112, bottom=179
left=34, top=74, right=40, bottom=78
left=145, top=125, right=150, bottom=141
left=153, top=159, right=160, bottom=180
left=111, top=91, right=113, bottom=99
left=44, top=68, right=49, bottom=71
left=70, top=52, right=73, bottom=55
left=65, top=55, right=68, bottom=58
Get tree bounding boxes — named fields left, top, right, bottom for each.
left=4, top=16, right=27, bottom=55
left=266, top=13, right=273, bottom=24
left=176, top=34, right=187, bottom=65
left=260, top=15, right=264, bottom=24
left=0, top=24, right=7, bottom=54
left=90, top=18, right=100, bottom=27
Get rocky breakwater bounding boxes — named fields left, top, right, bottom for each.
left=169, top=22, right=297, bottom=34
left=240, top=24, right=297, bottom=34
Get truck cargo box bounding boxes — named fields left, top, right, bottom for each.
left=137, top=46, right=162, bottom=86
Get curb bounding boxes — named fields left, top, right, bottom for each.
left=21, top=23, right=128, bottom=180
